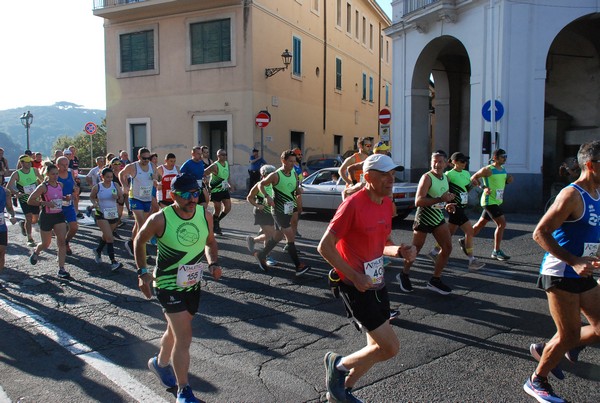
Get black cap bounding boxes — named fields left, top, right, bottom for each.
left=450, top=152, right=470, bottom=161
left=252, top=148, right=259, bottom=152
left=171, top=173, right=199, bottom=192
left=493, top=148, right=507, bottom=158
left=24, top=149, right=32, bottom=155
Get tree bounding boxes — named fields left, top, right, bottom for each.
left=51, top=119, right=107, bottom=168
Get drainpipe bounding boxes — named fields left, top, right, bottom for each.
left=323, top=0, right=327, bottom=131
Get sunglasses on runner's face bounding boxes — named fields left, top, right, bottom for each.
left=499, top=154, right=507, bottom=159
left=140, top=156, right=151, bottom=161
left=173, top=190, right=200, bottom=200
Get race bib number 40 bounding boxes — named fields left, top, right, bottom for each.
left=583, top=243, right=600, bottom=257
left=364, top=256, right=384, bottom=285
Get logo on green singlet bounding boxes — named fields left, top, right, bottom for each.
left=176, top=222, right=200, bottom=246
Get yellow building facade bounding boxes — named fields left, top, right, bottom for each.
left=94, top=0, right=392, bottom=187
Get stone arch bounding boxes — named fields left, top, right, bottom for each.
left=543, top=13, right=600, bottom=197
left=411, top=35, right=471, bottom=178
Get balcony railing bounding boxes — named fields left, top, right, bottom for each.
left=93, top=0, right=148, bottom=10
left=403, top=0, right=441, bottom=16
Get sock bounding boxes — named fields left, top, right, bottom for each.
left=261, top=238, right=278, bottom=256
left=218, top=211, right=228, bottom=221
left=335, top=358, right=348, bottom=372
left=107, top=243, right=115, bottom=261
left=466, top=247, right=474, bottom=255
left=286, top=242, right=301, bottom=267
left=178, top=384, right=189, bottom=394
left=96, top=239, right=106, bottom=253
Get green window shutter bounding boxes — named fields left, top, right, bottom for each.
left=120, top=30, right=154, bottom=73
left=191, top=19, right=231, bottom=65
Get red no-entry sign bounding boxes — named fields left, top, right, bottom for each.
left=255, top=111, right=271, bottom=128
left=379, top=108, right=391, bottom=125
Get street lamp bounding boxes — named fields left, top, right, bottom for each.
left=265, top=49, right=293, bottom=78
left=20, top=111, right=33, bottom=151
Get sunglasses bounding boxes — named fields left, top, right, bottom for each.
left=140, top=156, right=151, bottom=161
left=173, top=190, right=200, bottom=200
left=499, top=154, right=508, bottom=158
left=112, top=162, right=121, bottom=166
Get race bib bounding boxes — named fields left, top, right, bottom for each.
left=496, top=189, right=504, bottom=201
left=364, top=256, right=384, bottom=285
left=196, top=180, right=204, bottom=189
left=51, top=199, right=63, bottom=209
left=283, top=201, right=294, bottom=215
left=176, top=263, right=205, bottom=288
left=0, top=215, right=5, bottom=226
left=583, top=243, right=600, bottom=257
left=165, top=190, right=172, bottom=200
left=460, top=192, right=468, bottom=205
left=103, top=207, right=118, bottom=220
left=221, top=181, right=230, bottom=190
left=62, top=198, right=72, bottom=206
left=432, top=202, right=446, bottom=210
left=139, top=186, right=153, bottom=197
left=23, top=184, right=36, bottom=194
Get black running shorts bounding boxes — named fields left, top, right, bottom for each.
left=339, top=284, right=390, bottom=332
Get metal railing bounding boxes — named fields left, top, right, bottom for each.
left=403, top=0, right=441, bottom=16
left=93, top=0, right=148, bottom=10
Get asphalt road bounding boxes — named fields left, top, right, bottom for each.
left=0, top=194, right=599, bottom=402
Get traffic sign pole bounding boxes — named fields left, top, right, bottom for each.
left=255, top=111, right=271, bottom=160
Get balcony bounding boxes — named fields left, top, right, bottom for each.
left=92, top=0, right=240, bottom=21
left=403, top=0, right=441, bottom=16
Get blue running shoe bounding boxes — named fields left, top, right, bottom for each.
left=176, top=385, right=200, bottom=403
left=529, top=343, right=564, bottom=380
left=147, top=355, right=177, bottom=388
left=324, top=352, right=347, bottom=403
left=523, top=375, right=565, bottom=403
left=565, top=345, right=585, bottom=363
left=345, top=388, right=363, bottom=403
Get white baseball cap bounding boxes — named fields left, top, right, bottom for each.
left=363, top=154, right=402, bottom=173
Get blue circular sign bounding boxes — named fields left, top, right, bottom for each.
left=482, top=100, right=504, bottom=122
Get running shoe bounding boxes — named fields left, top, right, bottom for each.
left=110, top=262, right=123, bottom=272
left=427, top=277, right=452, bottom=295
left=20, top=221, right=26, bottom=237
left=213, top=225, right=222, bottom=235
left=29, top=252, right=38, bottom=265
left=266, top=256, right=277, bottom=266
left=92, top=248, right=102, bottom=264
left=66, top=243, right=73, bottom=256
left=523, top=375, right=565, bottom=403
left=458, top=237, right=468, bottom=256
left=383, top=256, right=392, bottom=267
left=147, top=355, right=177, bottom=388
left=27, top=239, right=36, bottom=247
left=296, top=231, right=302, bottom=238
left=529, top=343, right=565, bottom=380
left=396, top=272, right=413, bottom=293
left=112, top=230, right=123, bottom=240
left=76, top=212, right=84, bottom=219
left=491, top=249, right=511, bottom=261
left=57, top=268, right=71, bottom=279
left=295, top=264, right=311, bottom=277
left=389, top=309, right=400, bottom=321
left=117, top=220, right=126, bottom=228
left=86, top=206, right=93, bottom=217
left=128, top=210, right=134, bottom=218
left=427, top=249, right=438, bottom=264
left=176, top=385, right=200, bottom=403
left=565, top=345, right=585, bottom=363
left=253, top=251, right=268, bottom=272
left=124, top=240, right=134, bottom=257
left=345, top=388, right=363, bottom=403
left=468, top=259, right=485, bottom=271
left=282, top=244, right=289, bottom=252
left=246, top=235, right=255, bottom=254
left=324, top=352, right=347, bottom=403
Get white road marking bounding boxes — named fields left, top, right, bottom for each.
left=0, top=298, right=168, bottom=403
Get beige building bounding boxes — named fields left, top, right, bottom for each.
left=93, top=0, right=392, bottom=188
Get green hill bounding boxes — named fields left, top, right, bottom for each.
left=0, top=101, right=105, bottom=166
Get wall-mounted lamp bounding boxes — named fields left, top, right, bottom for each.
left=265, top=49, right=292, bottom=78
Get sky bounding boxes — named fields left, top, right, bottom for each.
left=0, top=0, right=392, bottom=111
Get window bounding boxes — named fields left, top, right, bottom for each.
left=380, top=35, right=384, bottom=59
left=336, top=0, right=342, bottom=26
left=190, top=19, right=231, bottom=65
left=335, top=58, right=342, bottom=90
left=369, top=24, right=374, bottom=50
left=346, top=3, right=352, bottom=34
left=386, top=40, right=389, bottom=63
left=362, top=73, right=366, bottom=100
left=334, top=135, right=343, bottom=154
left=369, top=76, right=374, bottom=102
left=385, top=84, right=390, bottom=106
left=120, top=30, right=155, bottom=73
left=292, top=36, right=302, bottom=77
left=362, top=17, right=366, bottom=44
left=355, top=10, right=359, bottom=39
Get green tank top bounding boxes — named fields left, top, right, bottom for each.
left=256, top=184, right=274, bottom=215
left=445, top=169, right=471, bottom=207
left=154, top=205, right=208, bottom=291
left=210, top=161, right=229, bottom=193
left=414, top=172, right=448, bottom=226
left=16, top=169, right=39, bottom=203
left=481, top=165, right=507, bottom=206
left=273, top=169, right=297, bottom=215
